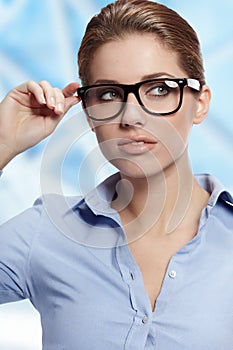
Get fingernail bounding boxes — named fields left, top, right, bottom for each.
left=50, top=97, right=56, bottom=107
left=40, top=94, right=46, bottom=104
left=57, top=103, right=64, bottom=113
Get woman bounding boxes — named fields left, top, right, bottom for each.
left=0, top=0, right=233, bottom=349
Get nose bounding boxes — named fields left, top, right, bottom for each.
left=121, top=93, right=147, bottom=128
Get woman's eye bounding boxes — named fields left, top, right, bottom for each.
left=147, top=84, right=169, bottom=97
left=98, top=90, right=121, bottom=101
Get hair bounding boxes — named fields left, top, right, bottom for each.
left=78, top=0, right=205, bottom=87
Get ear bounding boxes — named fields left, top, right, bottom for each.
left=193, top=85, right=211, bottom=125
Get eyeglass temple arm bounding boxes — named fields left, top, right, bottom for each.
left=187, top=78, right=201, bottom=91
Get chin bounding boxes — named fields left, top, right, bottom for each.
left=110, top=158, right=164, bottom=180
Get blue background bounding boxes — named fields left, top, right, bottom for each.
left=0, top=0, right=233, bottom=348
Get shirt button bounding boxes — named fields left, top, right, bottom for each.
left=142, top=315, right=149, bottom=324
left=168, top=270, right=177, bottom=279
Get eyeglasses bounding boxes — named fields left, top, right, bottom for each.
left=77, top=78, right=200, bottom=121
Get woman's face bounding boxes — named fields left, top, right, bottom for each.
left=86, top=33, right=208, bottom=179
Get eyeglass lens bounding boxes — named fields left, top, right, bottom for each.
left=84, top=79, right=181, bottom=120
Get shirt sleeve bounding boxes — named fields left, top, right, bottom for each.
left=0, top=204, right=42, bottom=304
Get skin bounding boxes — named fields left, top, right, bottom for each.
left=0, top=32, right=211, bottom=310
left=86, top=33, right=212, bottom=309
left=88, top=35, right=205, bottom=175
left=87, top=33, right=211, bottom=233
left=0, top=33, right=211, bottom=235
left=0, top=80, right=80, bottom=168
left=86, top=33, right=212, bottom=310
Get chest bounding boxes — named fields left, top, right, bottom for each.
left=30, top=222, right=233, bottom=349
left=128, top=228, right=196, bottom=310
left=129, top=242, right=175, bottom=311
left=34, top=247, right=233, bottom=350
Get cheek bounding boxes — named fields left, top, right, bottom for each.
left=93, top=123, right=116, bottom=143
left=93, top=123, right=119, bottom=159
left=148, top=117, right=189, bottom=158
left=172, top=116, right=193, bottom=143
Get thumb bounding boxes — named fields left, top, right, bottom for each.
left=62, top=82, right=81, bottom=112
left=62, top=82, right=80, bottom=97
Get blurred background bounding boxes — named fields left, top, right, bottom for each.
left=0, top=0, right=233, bottom=348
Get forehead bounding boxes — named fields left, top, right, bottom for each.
left=88, top=33, right=184, bottom=84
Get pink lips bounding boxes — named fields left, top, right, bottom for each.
left=118, top=135, right=157, bottom=155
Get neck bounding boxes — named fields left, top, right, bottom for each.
left=111, top=150, right=209, bottom=240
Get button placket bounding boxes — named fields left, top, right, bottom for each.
left=152, top=259, right=179, bottom=317
left=116, top=243, right=156, bottom=349
left=142, top=315, right=149, bottom=324
left=130, top=271, right=135, bottom=281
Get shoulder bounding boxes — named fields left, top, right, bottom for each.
left=34, top=192, right=83, bottom=214
left=0, top=193, right=84, bottom=240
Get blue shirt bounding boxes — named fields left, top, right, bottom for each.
left=0, top=173, right=233, bottom=349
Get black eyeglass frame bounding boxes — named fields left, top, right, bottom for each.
left=77, top=78, right=201, bottom=121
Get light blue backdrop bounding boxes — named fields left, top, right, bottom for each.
left=0, top=0, right=233, bottom=349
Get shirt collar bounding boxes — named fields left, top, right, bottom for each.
left=77, top=172, right=233, bottom=216
left=83, top=172, right=121, bottom=217
left=195, top=173, right=233, bottom=207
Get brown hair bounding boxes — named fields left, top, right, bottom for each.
left=78, top=0, right=205, bottom=86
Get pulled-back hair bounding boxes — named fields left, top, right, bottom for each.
left=78, top=0, right=205, bottom=86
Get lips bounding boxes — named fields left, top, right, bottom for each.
left=118, top=135, right=157, bottom=155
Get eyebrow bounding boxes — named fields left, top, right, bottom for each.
left=93, top=72, right=176, bottom=85
left=141, top=72, right=175, bottom=80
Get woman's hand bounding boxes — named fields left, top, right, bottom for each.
left=0, top=80, right=80, bottom=168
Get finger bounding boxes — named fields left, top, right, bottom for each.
left=52, top=87, right=66, bottom=115
left=39, top=80, right=58, bottom=110
left=62, top=82, right=80, bottom=98
left=62, top=82, right=81, bottom=114
left=63, top=95, right=80, bottom=114
left=17, top=80, right=47, bottom=104
left=51, top=86, right=79, bottom=115
left=39, top=81, right=79, bottom=115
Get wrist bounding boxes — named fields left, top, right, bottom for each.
left=0, top=143, right=17, bottom=169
